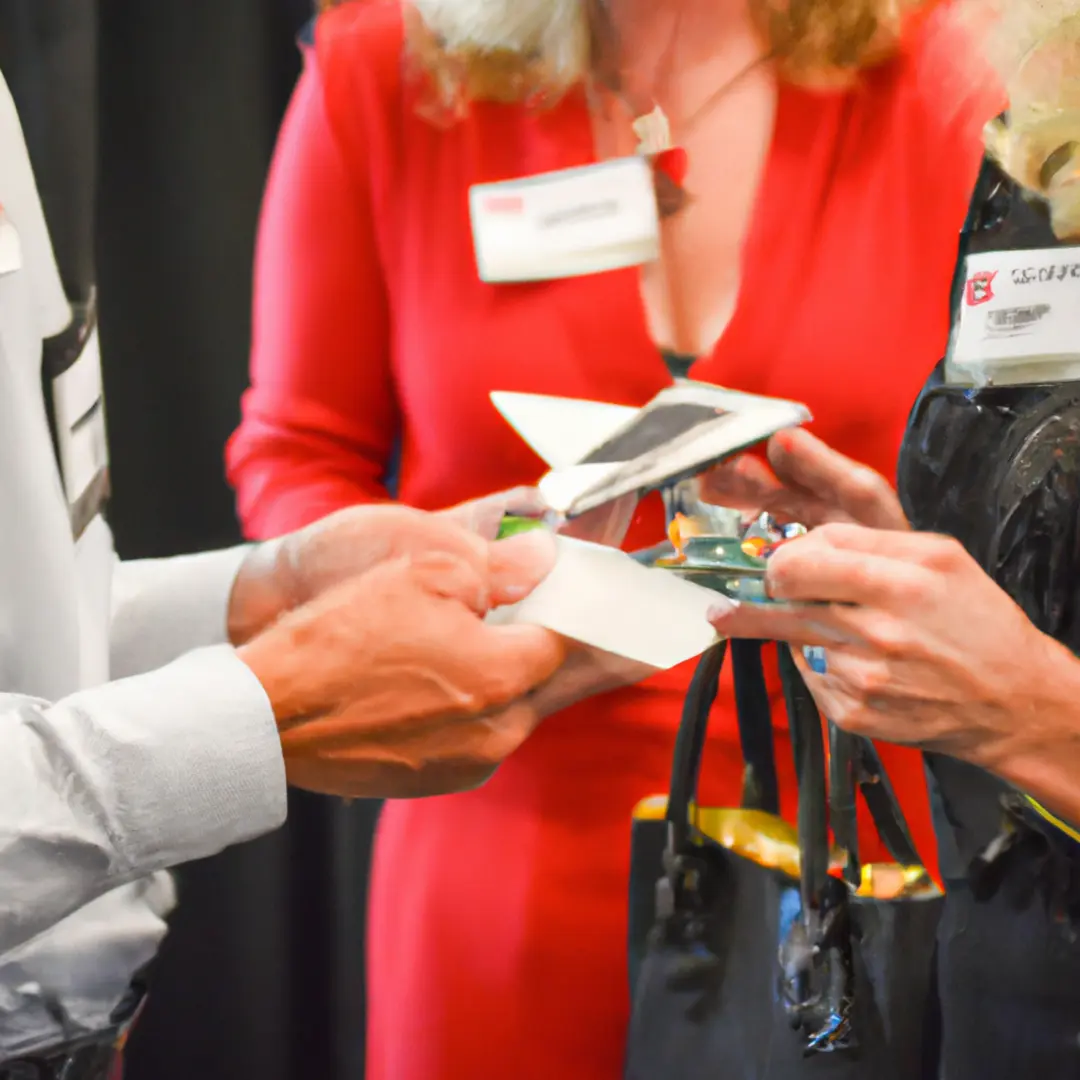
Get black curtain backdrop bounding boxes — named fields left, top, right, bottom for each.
left=2, top=4, right=380, bottom=1080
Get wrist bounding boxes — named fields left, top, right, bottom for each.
left=237, top=620, right=310, bottom=726
left=226, top=538, right=298, bottom=646
left=975, top=633, right=1080, bottom=822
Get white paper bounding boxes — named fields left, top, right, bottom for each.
left=469, top=157, right=660, bottom=283
left=487, top=536, right=725, bottom=669
left=489, top=391, right=637, bottom=469
left=951, top=248, right=1080, bottom=378
left=493, top=383, right=810, bottom=516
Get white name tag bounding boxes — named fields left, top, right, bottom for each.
left=469, top=157, right=661, bottom=284
left=950, top=247, right=1080, bottom=383
left=52, top=323, right=110, bottom=514
left=0, top=208, right=22, bottom=275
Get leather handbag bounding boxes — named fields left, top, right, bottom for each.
left=624, top=640, right=943, bottom=1079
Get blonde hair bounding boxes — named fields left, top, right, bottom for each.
left=914, top=0, right=1079, bottom=236
left=320, top=0, right=940, bottom=112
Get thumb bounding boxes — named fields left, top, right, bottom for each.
left=486, top=529, right=559, bottom=606
left=439, top=487, right=548, bottom=539
left=482, top=623, right=568, bottom=696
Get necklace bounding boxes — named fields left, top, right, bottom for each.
left=591, top=9, right=772, bottom=374
left=611, top=7, right=771, bottom=218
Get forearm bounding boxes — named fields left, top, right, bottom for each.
left=981, top=634, right=1080, bottom=827
left=0, top=647, right=286, bottom=957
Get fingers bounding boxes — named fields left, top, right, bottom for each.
left=796, top=522, right=960, bottom=562
left=439, top=487, right=548, bottom=538
left=707, top=599, right=857, bottom=647
left=766, top=546, right=931, bottom=608
left=525, top=644, right=656, bottom=717
left=486, top=529, right=559, bottom=606
left=768, top=430, right=909, bottom=530
left=406, top=551, right=492, bottom=613
left=476, top=623, right=568, bottom=704
left=700, top=454, right=783, bottom=512
left=759, top=524, right=960, bottom=608
left=699, top=451, right=857, bottom=528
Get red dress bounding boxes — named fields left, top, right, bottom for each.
left=227, top=5, right=989, bottom=1077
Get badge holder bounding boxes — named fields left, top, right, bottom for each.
left=637, top=504, right=807, bottom=605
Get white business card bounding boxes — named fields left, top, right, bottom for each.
left=487, top=535, right=724, bottom=669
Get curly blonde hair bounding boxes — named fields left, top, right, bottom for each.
left=319, top=0, right=938, bottom=108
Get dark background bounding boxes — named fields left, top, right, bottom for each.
left=1, top=4, right=380, bottom=1079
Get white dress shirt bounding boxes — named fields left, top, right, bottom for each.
left=0, top=69, right=287, bottom=1058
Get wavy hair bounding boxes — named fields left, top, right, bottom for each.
left=318, top=0, right=941, bottom=114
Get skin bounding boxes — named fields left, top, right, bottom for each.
left=704, top=427, right=1080, bottom=825
left=224, top=491, right=650, bottom=798
left=239, top=0, right=915, bottom=802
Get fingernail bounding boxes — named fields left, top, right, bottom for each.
left=491, top=529, right=558, bottom=601
left=501, top=527, right=557, bottom=561
left=762, top=535, right=800, bottom=559
left=707, top=599, right=737, bottom=623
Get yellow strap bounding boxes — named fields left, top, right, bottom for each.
left=1025, top=795, right=1080, bottom=845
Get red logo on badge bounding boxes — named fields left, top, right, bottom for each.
left=965, top=270, right=997, bottom=306
left=484, top=195, right=525, bottom=214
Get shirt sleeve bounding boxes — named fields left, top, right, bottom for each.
left=110, top=545, right=251, bottom=678
left=0, top=645, right=287, bottom=958
left=225, top=41, right=399, bottom=540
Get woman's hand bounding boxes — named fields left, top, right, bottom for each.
left=528, top=644, right=656, bottom=719
left=708, top=523, right=1080, bottom=785
left=700, top=428, right=910, bottom=531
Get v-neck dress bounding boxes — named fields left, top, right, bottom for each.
left=226, top=4, right=991, bottom=1077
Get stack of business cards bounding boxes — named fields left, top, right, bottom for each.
left=491, top=381, right=812, bottom=518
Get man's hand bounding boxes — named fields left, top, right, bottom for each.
left=238, top=530, right=569, bottom=798
left=700, top=428, right=910, bottom=531
left=227, top=492, right=548, bottom=645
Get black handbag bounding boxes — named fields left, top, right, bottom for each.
left=625, top=640, right=943, bottom=1080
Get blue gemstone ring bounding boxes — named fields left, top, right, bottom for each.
left=803, top=646, right=828, bottom=676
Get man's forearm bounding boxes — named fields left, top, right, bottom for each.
left=0, top=647, right=286, bottom=958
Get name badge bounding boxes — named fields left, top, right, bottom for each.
left=949, top=247, right=1080, bottom=385
left=0, top=207, right=22, bottom=275
left=47, top=299, right=111, bottom=539
left=469, top=157, right=661, bottom=284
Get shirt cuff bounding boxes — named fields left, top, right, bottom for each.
left=64, top=644, right=287, bottom=876
left=110, top=546, right=253, bottom=678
